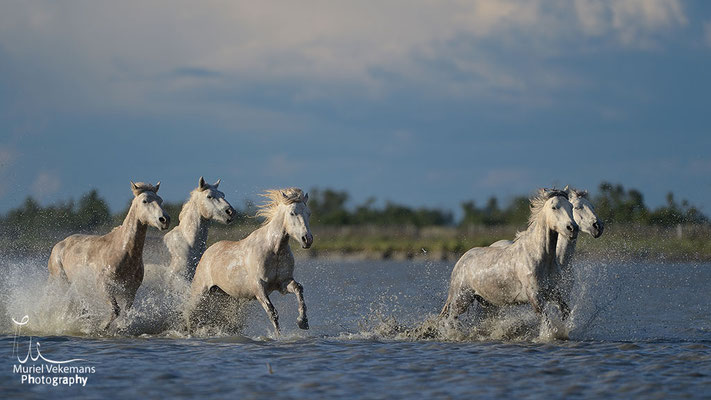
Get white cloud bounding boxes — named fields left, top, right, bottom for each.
left=0, top=147, right=16, bottom=172
left=264, top=154, right=308, bottom=179
left=31, top=171, right=61, bottom=200
left=0, top=0, right=690, bottom=116
left=478, top=168, right=532, bottom=189
left=609, top=0, right=687, bottom=46
left=0, top=147, right=18, bottom=198
left=574, top=0, right=609, bottom=36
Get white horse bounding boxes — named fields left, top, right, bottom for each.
left=187, top=188, right=313, bottom=335
left=490, top=186, right=603, bottom=297
left=163, top=177, right=236, bottom=281
left=440, top=189, right=578, bottom=323
left=48, top=182, right=170, bottom=329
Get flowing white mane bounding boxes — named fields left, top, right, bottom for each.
left=178, top=186, right=210, bottom=222
left=256, top=188, right=306, bottom=225
left=512, top=188, right=569, bottom=241
left=565, top=186, right=589, bottom=201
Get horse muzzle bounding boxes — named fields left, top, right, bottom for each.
left=301, top=234, right=313, bottom=249
left=566, top=223, right=579, bottom=239
left=158, top=215, right=171, bottom=230
left=224, top=207, right=236, bottom=224
left=592, top=221, right=604, bottom=238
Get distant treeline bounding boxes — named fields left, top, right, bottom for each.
left=308, top=182, right=708, bottom=227
left=0, top=183, right=707, bottom=240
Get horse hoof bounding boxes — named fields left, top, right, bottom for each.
left=297, top=318, right=309, bottom=330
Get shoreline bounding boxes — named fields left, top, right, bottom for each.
left=2, top=223, right=710, bottom=264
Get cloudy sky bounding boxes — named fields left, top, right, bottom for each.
left=1, top=0, right=710, bottom=216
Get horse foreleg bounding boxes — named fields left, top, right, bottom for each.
left=256, top=289, right=280, bottom=336
left=184, top=283, right=210, bottom=333
left=526, top=288, right=544, bottom=315
left=283, top=279, right=308, bottom=330
left=551, top=289, right=570, bottom=320
left=104, top=296, right=120, bottom=331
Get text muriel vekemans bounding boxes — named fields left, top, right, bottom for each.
left=13, top=363, right=96, bottom=387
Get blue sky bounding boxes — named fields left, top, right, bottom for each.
left=1, top=1, right=710, bottom=217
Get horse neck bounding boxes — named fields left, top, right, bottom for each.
left=178, top=197, right=210, bottom=248
left=518, top=215, right=558, bottom=267
left=556, top=235, right=577, bottom=270
left=114, top=203, right=148, bottom=259
left=258, top=209, right=290, bottom=254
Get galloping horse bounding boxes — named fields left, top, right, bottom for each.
left=440, top=189, right=578, bottom=323
left=48, top=182, right=170, bottom=329
left=490, top=186, right=603, bottom=298
left=187, top=188, right=313, bottom=335
left=163, top=177, right=235, bottom=281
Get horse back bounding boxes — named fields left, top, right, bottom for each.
left=49, top=234, right=98, bottom=278
left=452, top=246, right=526, bottom=305
left=49, top=232, right=126, bottom=281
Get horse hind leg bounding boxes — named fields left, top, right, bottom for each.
left=282, top=279, right=308, bottom=330
left=440, top=288, right=478, bottom=320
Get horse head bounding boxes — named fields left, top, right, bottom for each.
left=195, top=176, right=236, bottom=224
left=282, top=191, right=313, bottom=249
left=540, top=189, right=578, bottom=240
left=564, top=186, right=603, bottom=238
left=130, top=181, right=171, bottom=230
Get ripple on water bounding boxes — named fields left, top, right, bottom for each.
left=1, top=258, right=711, bottom=398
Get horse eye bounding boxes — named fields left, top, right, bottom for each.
left=207, top=195, right=212, bottom=199
left=290, top=212, right=295, bottom=216
left=142, top=200, right=148, bottom=204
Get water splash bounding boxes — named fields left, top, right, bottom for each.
left=1, top=255, right=681, bottom=343
left=0, top=257, right=248, bottom=339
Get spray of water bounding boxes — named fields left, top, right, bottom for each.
left=0, top=254, right=628, bottom=343
left=0, top=256, right=250, bottom=339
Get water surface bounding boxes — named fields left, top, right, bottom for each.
left=1, top=257, right=710, bottom=398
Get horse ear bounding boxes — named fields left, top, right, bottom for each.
left=198, top=176, right=207, bottom=191
left=282, top=191, right=288, bottom=200
left=155, top=181, right=160, bottom=193
left=130, top=181, right=140, bottom=196
left=304, top=193, right=309, bottom=203
left=563, top=185, right=570, bottom=192
left=213, top=178, right=220, bottom=188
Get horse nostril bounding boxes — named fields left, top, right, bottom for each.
left=567, top=225, right=573, bottom=232
left=226, top=208, right=233, bottom=216
left=159, top=217, right=166, bottom=223
left=593, top=222, right=600, bottom=230
left=301, top=235, right=307, bottom=243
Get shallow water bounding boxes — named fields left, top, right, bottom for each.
left=1, top=255, right=710, bottom=398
